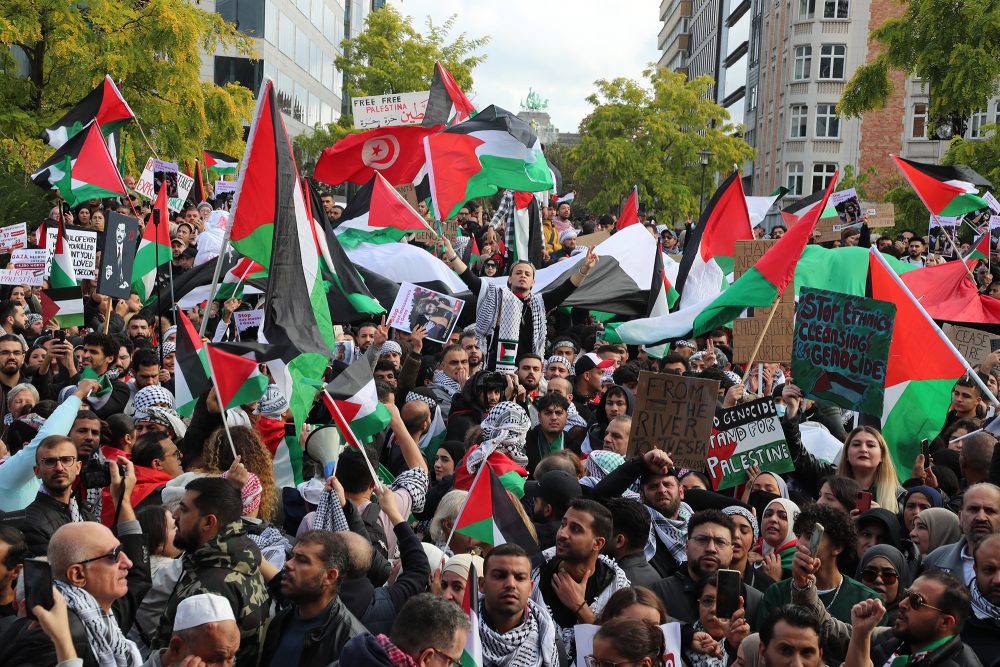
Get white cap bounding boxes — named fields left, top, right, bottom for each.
left=173, top=593, right=236, bottom=632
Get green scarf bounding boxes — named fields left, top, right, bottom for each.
left=885, top=634, right=953, bottom=667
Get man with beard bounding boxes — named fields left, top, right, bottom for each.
left=963, top=532, right=1000, bottom=664
left=0, top=335, right=25, bottom=423
left=0, top=300, right=27, bottom=350
left=759, top=606, right=824, bottom=667
left=531, top=499, right=629, bottom=660
left=66, top=333, right=130, bottom=418
left=650, top=509, right=762, bottom=625
left=480, top=544, right=561, bottom=666
left=517, top=353, right=543, bottom=401
left=126, top=312, right=153, bottom=346
left=525, top=470, right=581, bottom=550
left=460, top=331, right=484, bottom=375
left=526, top=393, right=570, bottom=474
left=154, top=476, right=269, bottom=666
left=924, top=483, right=1000, bottom=585
left=593, top=448, right=691, bottom=577
left=259, top=531, right=366, bottom=667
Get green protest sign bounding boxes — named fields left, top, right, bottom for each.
left=707, top=397, right=793, bottom=490
left=792, top=287, right=896, bottom=415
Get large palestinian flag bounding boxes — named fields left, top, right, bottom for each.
left=42, top=75, right=134, bottom=149
left=42, top=220, right=84, bottom=328
left=780, top=189, right=837, bottom=227
left=422, top=105, right=553, bottom=220
left=174, top=309, right=211, bottom=417
left=204, top=149, right=239, bottom=176
left=132, top=185, right=172, bottom=305
left=453, top=464, right=537, bottom=551
left=205, top=344, right=268, bottom=410
left=900, top=256, right=1000, bottom=324
left=868, top=248, right=995, bottom=480
left=616, top=186, right=639, bottom=230
left=332, top=172, right=433, bottom=247
left=32, top=122, right=128, bottom=207
left=893, top=156, right=990, bottom=217
left=323, top=357, right=391, bottom=442
left=314, top=125, right=440, bottom=186
left=422, top=61, right=476, bottom=127
left=674, top=172, right=753, bottom=308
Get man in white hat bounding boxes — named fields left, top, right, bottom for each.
left=143, top=592, right=240, bottom=667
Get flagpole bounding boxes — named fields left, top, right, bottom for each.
left=740, top=294, right=782, bottom=384
left=936, top=221, right=976, bottom=281
left=205, top=348, right=240, bottom=460
left=325, top=393, right=384, bottom=491
left=442, top=459, right=488, bottom=555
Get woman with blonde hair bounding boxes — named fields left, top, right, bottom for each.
left=203, top=425, right=278, bottom=522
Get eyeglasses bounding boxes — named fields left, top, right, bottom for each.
left=0, top=350, right=24, bottom=357
left=159, top=449, right=183, bottom=462
left=586, top=657, right=646, bottom=667
left=902, top=589, right=946, bottom=613
left=689, top=534, right=732, bottom=548
left=699, top=596, right=717, bottom=608
left=76, top=545, right=123, bottom=566
left=861, top=568, right=899, bottom=585
left=39, top=455, right=79, bottom=468
left=430, top=647, right=462, bottom=666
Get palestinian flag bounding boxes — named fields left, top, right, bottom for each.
left=205, top=344, right=269, bottom=410
left=32, top=122, right=128, bottom=207
left=460, top=564, right=483, bottom=667
left=490, top=190, right=543, bottom=267
left=422, top=61, right=476, bottom=127
left=422, top=105, right=554, bottom=220
left=333, top=172, right=433, bottom=248
left=453, top=464, right=537, bottom=551
left=780, top=190, right=837, bottom=227
left=204, top=149, right=239, bottom=176
left=42, top=75, right=134, bottom=149
left=691, top=172, right=839, bottom=336
left=901, top=256, right=1000, bottom=324
left=420, top=404, right=447, bottom=457
left=314, top=125, right=441, bottom=186
left=869, top=248, right=995, bottom=480
left=323, top=357, right=392, bottom=441
left=617, top=186, right=639, bottom=230
left=132, top=185, right=172, bottom=305
left=174, top=309, right=211, bottom=417
left=42, top=219, right=84, bottom=328
left=674, top=172, right=753, bottom=308
left=966, top=232, right=991, bottom=261
left=80, top=366, right=116, bottom=413
left=893, top=156, right=990, bottom=217
left=169, top=252, right=265, bottom=309
left=613, top=240, right=679, bottom=345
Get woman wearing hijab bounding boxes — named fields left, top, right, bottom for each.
left=415, top=440, right=466, bottom=522
left=743, top=470, right=789, bottom=501
left=900, top=484, right=943, bottom=534
left=908, top=507, right=962, bottom=557
left=757, top=498, right=800, bottom=581
left=856, top=545, right=911, bottom=626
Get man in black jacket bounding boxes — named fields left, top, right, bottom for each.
left=963, top=533, right=1000, bottom=666
left=605, top=497, right=660, bottom=588
left=259, top=530, right=366, bottom=667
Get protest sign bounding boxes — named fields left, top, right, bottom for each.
left=707, top=397, right=793, bottom=490
left=943, top=324, right=1000, bottom=367
left=931, top=214, right=960, bottom=229
left=628, top=370, right=720, bottom=468
left=792, top=287, right=895, bottom=415
left=394, top=183, right=419, bottom=209
left=863, top=202, right=895, bottom=228
left=576, top=229, right=611, bottom=247
left=733, top=303, right=796, bottom=363
left=832, top=188, right=864, bottom=223
left=989, top=215, right=1000, bottom=231
left=387, top=282, right=464, bottom=344
left=96, top=212, right=139, bottom=299
left=234, top=309, right=265, bottom=332
left=12, top=248, right=48, bottom=272
left=214, top=180, right=237, bottom=195
left=412, top=220, right=458, bottom=245
left=986, top=191, right=1000, bottom=214
left=43, top=224, right=98, bottom=280
left=0, top=223, right=28, bottom=253
left=334, top=340, right=354, bottom=363
left=0, top=269, right=42, bottom=286
left=351, top=91, right=430, bottom=129
left=574, top=623, right=682, bottom=667
left=734, top=240, right=792, bottom=304
left=134, top=157, right=157, bottom=199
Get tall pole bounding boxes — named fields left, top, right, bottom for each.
left=699, top=164, right=708, bottom=220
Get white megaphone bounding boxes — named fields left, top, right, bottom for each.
left=305, top=425, right=344, bottom=479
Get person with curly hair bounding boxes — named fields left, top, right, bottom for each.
left=203, top=425, right=277, bottom=522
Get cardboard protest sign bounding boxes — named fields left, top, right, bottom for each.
left=43, top=224, right=98, bottom=280
left=863, top=202, right=895, bottom=229
left=628, top=370, right=720, bottom=468
left=792, top=287, right=896, bottom=415
left=0, top=223, right=28, bottom=253
left=387, top=282, right=464, bottom=344
left=707, top=397, right=793, bottom=490
left=944, top=324, right=1000, bottom=367
left=234, top=309, right=265, bottom=332
left=735, top=240, right=792, bottom=304
left=351, top=91, right=430, bottom=129
left=576, top=229, right=611, bottom=247
left=411, top=220, right=458, bottom=245
left=733, top=303, right=796, bottom=363
left=394, top=183, right=419, bottom=209
left=96, top=212, right=139, bottom=298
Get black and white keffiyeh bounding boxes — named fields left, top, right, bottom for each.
left=564, top=402, right=588, bottom=430
left=54, top=579, right=142, bottom=667
left=723, top=505, right=760, bottom=543
left=392, top=467, right=429, bottom=514
left=466, top=401, right=530, bottom=471
left=405, top=391, right=438, bottom=410
left=475, top=282, right=546, bottom=373
left=40, top=484, right=84, bottom=522
left=431, top=370, right=463, bottom=397
left=479, top=594, right=559, bottom=667
left=646, top=502, right=693, bottom=563
left=313, top=489, right=351, bottom=533
left=971, top=577, right=1000, bottom=621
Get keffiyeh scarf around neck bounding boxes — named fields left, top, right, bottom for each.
left=971, top=577, right=1000, bottom=621
left=54, top=580, right=142, bottom=667
left=431, top=370, right=463, bottom=397
left=645, top=502, right=693, bottom=563
left=475, top=282, right=546, bottom=373
left=479, top=594, right=559, bottom=667
left=466, top=401, right=531, bottom=471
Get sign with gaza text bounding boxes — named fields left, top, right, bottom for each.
left=792, top=287, right=896, bottom=415
left=0, top=223, right=28, bottom=253
left=708, top=397, right=793, bottom=490
left=628, top=370, right=719, bottom=469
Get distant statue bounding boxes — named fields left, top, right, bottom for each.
left=520, top=88, right=549, bottom=111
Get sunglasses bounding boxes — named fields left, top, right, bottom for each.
left=76, top=545, right=123, bottom=566
left=902, top=589, right=946, bottom=613
left=861, top=567, right=899, bottom=585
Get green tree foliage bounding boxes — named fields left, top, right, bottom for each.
left=944, top=133, right=1000, bottom=195
left=296, top=6, right=488, bottom=174
left=0, top=0, right=255, bottom=176
left=839, top=0, right=1000, bottom=129
left=569, top=68, right=754, bottom=219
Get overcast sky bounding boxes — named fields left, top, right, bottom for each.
left=391, top=0, right=660, bottom=133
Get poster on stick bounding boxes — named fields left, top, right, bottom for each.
left=628, top=370, right=719, bottom=468
left=943, top=324, right=999, bottom=367
left=792, top=287, right=895, bottom=414
left=707, top=397, right=793, bottom=490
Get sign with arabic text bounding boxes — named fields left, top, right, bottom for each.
left=352, top=92, right=430, bottom=129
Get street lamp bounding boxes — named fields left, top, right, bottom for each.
left=698, top=149, right=714, bottom=221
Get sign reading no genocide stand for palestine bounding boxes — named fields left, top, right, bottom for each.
left=708, top=397, right=793, bottom=491
left=792, top=287, right=896, bottom=415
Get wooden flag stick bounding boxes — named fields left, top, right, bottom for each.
left=741, top=294, right=783, bottom=383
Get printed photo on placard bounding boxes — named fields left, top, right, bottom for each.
left=334, top=340, right=354, bottom=363
left=387, top=282, right=465, bottom=344
left=96, top=212, right=139, bottom=299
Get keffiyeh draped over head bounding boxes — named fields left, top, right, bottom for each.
left=405, top=391, right=437, bottom=410
left=253, top=383, right=289, bottom=417
left=161, top=341, right=176, bottom=356
left=26, top=313, right=41, bottom=327
left=134, top=406, right=187, bottom=439
left=131, top=385, right=175, bottom=414
left=544, top=355, right=570, bottom=373
left=723, top=505, right=760, bottom=543
left=467, top=401, right=530, bottom=471
left=380, top=340, right=402, bottom=357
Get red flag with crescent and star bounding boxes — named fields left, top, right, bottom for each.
left=314, top=124, right=442, bottom=187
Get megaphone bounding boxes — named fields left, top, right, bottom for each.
left=305, top=425, right=344, bottom=478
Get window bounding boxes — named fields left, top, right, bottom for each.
left=279, top=12, right=294, bottom=56
left=296, top=28, right=309, bottom=70
left=747, top=84, right=758, bottom=111
left=277, top=72, right=293, bottom=114
left=213, top=56, right=263, bottom=92
left=216, top=0, right=265, bottom=36
left=798, top=0, right=815, bottom=19
left=790, top=105, right=808, bottom=138
left=819, top=45, right=846, bottom=79
left=311, top=0, right=324, bottom=29
left=812, top=163, right=838, bottom=193
left=969, top=108, right=989, bottom=138
left=823, top=0, right=849, bottom=18
left=787, top=163, right=804, bottom=195
left=912, top=103, right=928, bottom=139
left=264, top=3, right=277, bottom=43
left=294, top=82, right=307, bottom=122
left=793, top=46, right=812, bottom=81
left=815, top=103, right=840, bottom=138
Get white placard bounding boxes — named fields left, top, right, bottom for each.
left=12, top=248, right=48, bottom=272
left=989, top=215, right=1000, bottom=230
left=984, top=191, right=1000, bottom=214
left=931, top=214, right=960, bottom=228
left=135, top=157, right=157, bottom=199
left=234, top=309, right=264, bottom=332
left=351, top=91, right=430, bottom=129
left=43, top=226, right=99, bottom=280
left=0, top=269, right=42, bottom=286
left=215, top=180, right=237, bottom=194
left=0, top=223, right=28, bottom=253
left=168, top=172, right=195, bottom=213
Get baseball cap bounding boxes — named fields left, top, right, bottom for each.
left=524, top=470, right=581, bottom=507
left=575, top=352, right=615, bottom=376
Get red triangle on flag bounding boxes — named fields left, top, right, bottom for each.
left=76, top=123, right=128, bottom=195
left=205, top=344, right=260, bottom=408
left=369, top=173, right=432, bottom=232
left=97, top=76, right=134, bottom=126
left=435, top=62, right=476, bottom=122
left=617, top=187, right=639, bottom=230
left=39, top=291, right=60, bottom=327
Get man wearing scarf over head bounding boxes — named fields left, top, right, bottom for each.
left=439, top=236, right=598, bottom=373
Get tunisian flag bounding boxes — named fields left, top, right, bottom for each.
left=313, top=125, right=441, bottom=186
left=900, top=258, right=1000, bottom=324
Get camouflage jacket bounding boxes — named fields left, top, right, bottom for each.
left=154, top=520, right=269, bottom=666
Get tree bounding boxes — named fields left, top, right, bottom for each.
left=569, top=68, right=754, bottom=220
left=839, top=0, right=1000, bottom=135
left=0, top=0, right=255, bottom=178
left=295, top=6, right=488, bottom=175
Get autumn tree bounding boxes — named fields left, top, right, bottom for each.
left=569, top=67, right=754, bottom=219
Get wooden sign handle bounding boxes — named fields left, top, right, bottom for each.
left=740, top=294, right=783, bottom=383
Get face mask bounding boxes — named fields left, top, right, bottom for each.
left=775, top=404, right=786, bottom=418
